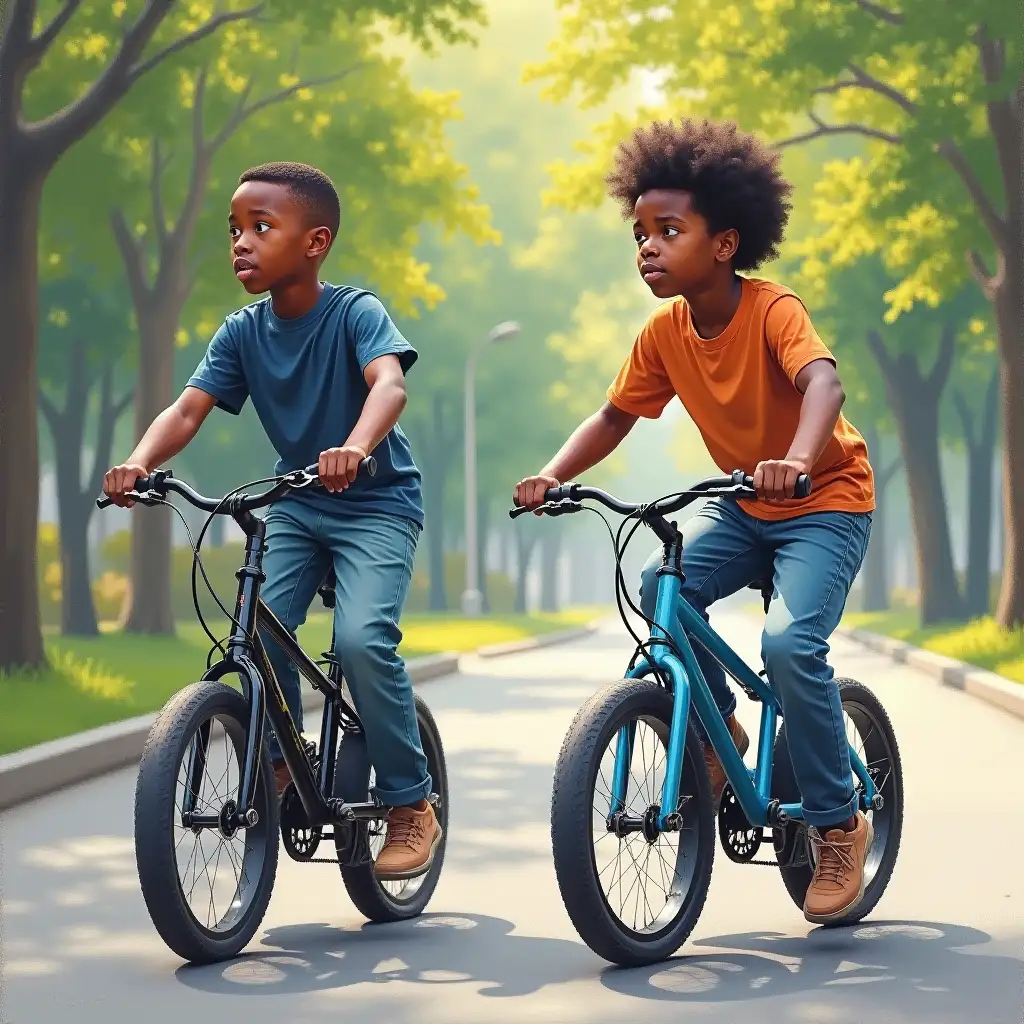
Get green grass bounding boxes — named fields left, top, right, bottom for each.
left=0, top=607, right=608, bottom=756
left=844, top=608, right=1024, bottom=686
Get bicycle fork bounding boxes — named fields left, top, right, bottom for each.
left=609, top=533, right=693, bottom=834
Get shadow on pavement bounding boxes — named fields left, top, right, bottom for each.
left=173, top=912, right=594, bottom=999
left=600, top=920, right=1023, bottom=1021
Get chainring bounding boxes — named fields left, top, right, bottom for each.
left=717, top=784, right=764, bottom=863
left=280, top=783, right=323, bottom=862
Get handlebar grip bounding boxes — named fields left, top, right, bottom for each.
left=739, top=472, right=812, bottom=499
left=301, top=457, right=377, bottom=483
left=96, top=472, right=158, bottom=510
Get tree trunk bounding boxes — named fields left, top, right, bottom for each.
left=993, top=263, right=1024, bottom=627
left=539, top=525, right=561, bottom=613
left=0, top=161, right=47, bottom=670
left=515, top=530, right=538, bottom=615
left=123, top=311, right=177, bottom=635
left=44, top=339, right=99, bottom=636
left=860, top=424, right=899, bottom=613
left=956, top=367, right=1000, bottom=618
left=868, top=328, right=965, bottom=625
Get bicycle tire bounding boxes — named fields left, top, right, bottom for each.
left=335, top=693, right=448, bottom=921
left=550, top=678, right=715, bottom=966
left=134, top=680, right=279, bottom=964
left=773, top=677, right=903, bottom=925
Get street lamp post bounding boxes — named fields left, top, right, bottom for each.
left=461, top=321, right=520, bottom=617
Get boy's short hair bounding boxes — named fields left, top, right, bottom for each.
left=606, top=119, right=793, bottom=271
left=238, top=161, right=341, bottom=239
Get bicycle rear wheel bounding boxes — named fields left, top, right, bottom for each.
left=773, top=678, right=903, bottom=925
left=335, top=693, right=448, bottom=921
left=134, top=680, right=279, bottom=964
left=550, top=678, right=715, bottom=966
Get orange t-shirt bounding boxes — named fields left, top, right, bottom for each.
left=607, top=277, right=874, bottom=520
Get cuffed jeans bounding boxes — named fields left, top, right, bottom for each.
left=258, top=500, right=431, bottom=807
left=639, top=498, right=871, bottom=830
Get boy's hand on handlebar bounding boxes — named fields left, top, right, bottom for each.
left=514, top=474, right=560, bottom=514
left=102, top=463, right=150, bottom=508
left=318, top=445, right=368, bottom=493
left=753, top=458, right=809, bottom=502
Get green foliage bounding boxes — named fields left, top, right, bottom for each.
left=528, top=0, right=1016, bottom=319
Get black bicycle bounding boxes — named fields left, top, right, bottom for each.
left=97, top=462, right=448, bottom=965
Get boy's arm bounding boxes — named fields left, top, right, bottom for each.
left=755, top=358, right=845, bottom=500
left=103, top=388, right=217, bottom=507
left=514, top=402, right=638, bottom=510
left=319, top=354, right=407, bottom=493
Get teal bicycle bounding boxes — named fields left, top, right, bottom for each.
left=511, top=471, right=902, bottom=966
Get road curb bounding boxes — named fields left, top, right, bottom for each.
left=837, top=625, right=1024, bottom=722
left=0, top=653, right=460, bottom=813
left=474, top=622, right=599, bottom=659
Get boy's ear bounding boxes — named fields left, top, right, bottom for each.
left=307, top=226, right=333, bottom=260
left=714, top=228, right=739, bottom=263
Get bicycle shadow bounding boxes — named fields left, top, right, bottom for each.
left=599, top=920, right=1023, bottom=1020
left=173, top=913, right=594, bottom=999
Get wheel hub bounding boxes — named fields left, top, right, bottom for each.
left=218, top=799, right=239, bottom=840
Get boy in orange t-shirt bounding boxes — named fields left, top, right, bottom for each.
left=515, top=119, right=876, bottom=924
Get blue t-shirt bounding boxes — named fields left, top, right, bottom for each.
left=187, top=283, right=423, bottom=525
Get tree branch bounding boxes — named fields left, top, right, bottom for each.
left=775, top=111, right=902, bottom=149
left=150, top=137, right=172, bottom=254
left=109, top=207, right=152, bottom=305
left=87, top=367, right=132, bottom=502
left=865, top=328, right=895, bottom=377
left=37, top=387, right=61, bottom=434
left=0, top=0, right=37, bottom=106
left=813, top=64, right=917, bottom=115
left=928, top=321, right=956, bottom=390
left=128, top=6, right=263, bottom=84
left=113, top=386, right=135, bottom=422
left=953, top=389, right=976, bottom=449
left=938, top=139, right=1008, bottom=249
left=880, top=456, right=901, bottom=490
left=967, top=248, right=1000, bottom=300
left=851, top=0, right=904, bottom=25
left=28, top=2, right=259, bottom=166
left=25, top=0, right=84, bottom=68
left=208, top=65, right=362, bottom=154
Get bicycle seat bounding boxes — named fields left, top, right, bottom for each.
left=748, top=579, right=773, bottom=614
left=318, top=567, right=337, bottom=609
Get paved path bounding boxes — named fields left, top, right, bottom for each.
left=3, top=609, right=1022, bottom=1023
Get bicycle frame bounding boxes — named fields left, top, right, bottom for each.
left=179, top=508, right=384, bottom=832
left=616, top=532, right=877, bottom=832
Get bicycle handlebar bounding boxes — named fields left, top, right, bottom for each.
left=96, top=457, right=377, bottom=513
left=508, top=470, right=811, bottom=521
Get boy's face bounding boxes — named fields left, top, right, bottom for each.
left=229, top=181, right=331, bottom=294
left=632, top=190, right=738, bottom=298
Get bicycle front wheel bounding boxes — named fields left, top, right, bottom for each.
left=134, top=680, right=279, bottom=964
left=550, top=678, right=715, bottom=966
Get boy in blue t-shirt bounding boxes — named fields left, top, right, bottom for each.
left=103, top=162, right=440, bottom=881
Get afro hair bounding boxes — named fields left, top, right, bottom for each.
left=605, top=119, right=793, bottom=272
left=238, top=161, right=341, bottom=240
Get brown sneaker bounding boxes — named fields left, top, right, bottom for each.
left=803, top=811, right=874, bottom=924
left=374, top=801, right=442, bottom=881
left=703, top=714, right=749, bottom=809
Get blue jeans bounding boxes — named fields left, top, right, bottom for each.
left=639, top=499, right=871, bottom=830
left=258, top=500, right=431, bottom=806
